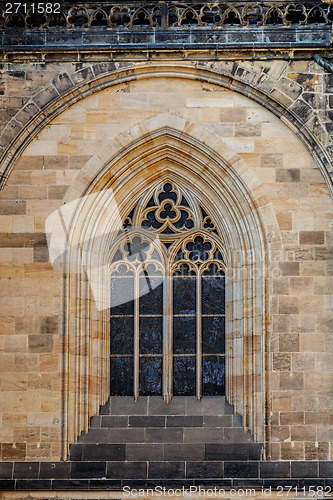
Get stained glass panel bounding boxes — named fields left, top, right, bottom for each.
left=173, top=277, right=196, bottom=315
left=173, top=317, right=196, bottom=354
left=110, top=317, right=134, bottom=355
left=110, top=357, right=134, bottom=396
left=173, top=356, right=196, bottom=395
left=202, top=356, right=225, bottom=396
left=202, top=316, right=225, bottom=354
left=139, top=317, right=163, bottom=354
left=139, top=357, right=162, bottom=395
left=202, top=276, right=225, bottom=315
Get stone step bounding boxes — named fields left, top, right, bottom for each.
left=90, top=414, right=243, bottom=429
left=69, top=442, right=262, bottom=462
left=100, top=396, right=235, bottom=417
left=76, top=426, right=252, bottom=445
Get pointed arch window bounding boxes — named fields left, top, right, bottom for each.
left=110, top=181, right=225, bottom=402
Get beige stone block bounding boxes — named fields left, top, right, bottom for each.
left=108, top=109, right=128, bottom=122
left=255, top=137, right=307, bottom=154
left=271, top=425, right=290, bottom=442
left=4, top=335, right=28, bottom=352
left=291, top=353, right=315, bottom=372
left=246, top=107, right=279, bottom=123
left=317, top=425, right=333, bottom=441
left=272, top=391, right=292, bottom=411
left=289, top=277, right=313, bottom=295
left=0, top=248, right=13, bottom=262
left=13, top=392, right=41, bottom=412
left=39, top=353, right=59, bottom=372
left=223, top=137, right=254, bottom=153
left=37, top=124, right=71, bottom=141
left=300, top=261, right=325, bottom=276
left=95, top=123, right=129, bottom=140
left=314, top=276, right=333, bottom=295
left=98, top=92, right=120, bottom=108
left=280, top=372, right=304, bottom=390
left=276, top=211, right=292, bottom=231
left=0, top=353, right=15, bottom=372
left=309, top=182, right=331, bottom=198
left=305, top=441, right=329, bottom=460
left=56, top=170, right=79, bottom=185
left=1, top=373, right=28, bottom=391
left=305, top=372, right=333, bottom=391
left=299, top=296, right=324, bottom=315
left=13, top=249, right=34, bottom=264
left=51, top=107, right=86, bottom=124
left=77, top=140, right=107, bottom=156
left=300, top=333, right=326, bottom=352
left=40, top=426, right=61, bottom=442
left=279, top=334, right=300, bottom=352
left=293, top=392, right=318, bottom=411
left=44, top=156, right=69, bottom=170
left=26, top=200, right=60, bottom=216
left=27, top=442, right=51, bottom=460
left=14, top=353, right=39, bottom=372
left=280, top=411, right=304, bottom=425
left=262, top=122, right=296, bottom=137
left=0, top=263, right=25, bottom=278
left=20, top=186, right=48, bottom=200
left=13, top=425, right=41, bottom=442
left=23, top=140, right=58, bottom=156
left=48, top=185, right=67, bottom=200
left=0, top=215, right=13, bottom=232
left=186, top=96, right=233, bottom=108
left=7, top=171, right=32, bottom=186
left=14, top=156, right=43, bottom=170
left=305, top=412, right=330, bottom=424
left=0, top=185, right=19, bottom=200
left=291, top=425, right=316, bottom=441
left=278, top=296, right=299, bottom=314
left=41, top=395, right=60, bottom=412
left=12, top=215, right=34, bottom=233
left=31, top=171, right=57, bottom=185
left=57, top=141, right=78, bottom=155
left=71, top=124, right=96, bottom=140
left=86, top=109, right=109, bottom=124
left=2, top=414, right=27, bottom=426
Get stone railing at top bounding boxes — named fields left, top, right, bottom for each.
left=1, top=1, right=332, bottom=29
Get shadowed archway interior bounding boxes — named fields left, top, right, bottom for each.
left=61, top=123, right=272, bottom=460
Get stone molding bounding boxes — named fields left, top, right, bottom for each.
left=2, top=1, right=332, bottom=29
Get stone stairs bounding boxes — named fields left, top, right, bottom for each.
left=70, top=397, right=263, bottom=465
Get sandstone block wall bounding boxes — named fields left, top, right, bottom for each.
left=0, top=60, right=332, bottom=461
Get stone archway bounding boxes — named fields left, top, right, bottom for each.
left=58, top=115, right=280, bottom=459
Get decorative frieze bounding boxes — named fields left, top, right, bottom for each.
left=1, top=1, right=332, bottom=30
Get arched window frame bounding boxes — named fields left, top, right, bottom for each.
left=109, top=180, right=227, bottom=403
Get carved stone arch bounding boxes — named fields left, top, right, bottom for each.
left=59, top=115, right=278, bottom=460
left=0, top=62, right=332, bottom=195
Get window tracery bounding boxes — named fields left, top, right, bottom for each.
left=110, top=180, right=225, bottom=402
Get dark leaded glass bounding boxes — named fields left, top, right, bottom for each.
left=139, top=317, right=163, bottom=354
left=173, top=356, right=196, bottom=395
left=173, top=277, right=196, bottom=315
left=139, top=279, right=163, bottom=315
left=173, top=317, right=196, bottom=354
left=139, top=357, right=162, bottom=395
left=202, top=276, right=225, bottom=315
left=202, top=316, right=225, bottom=354
left=110, top=276, right=134, bottom=316
left=202, top=356, right=225, bottom=396
left=111, top=357, right=134, bottom=396
left=110, top=317, right=134, bottom=355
